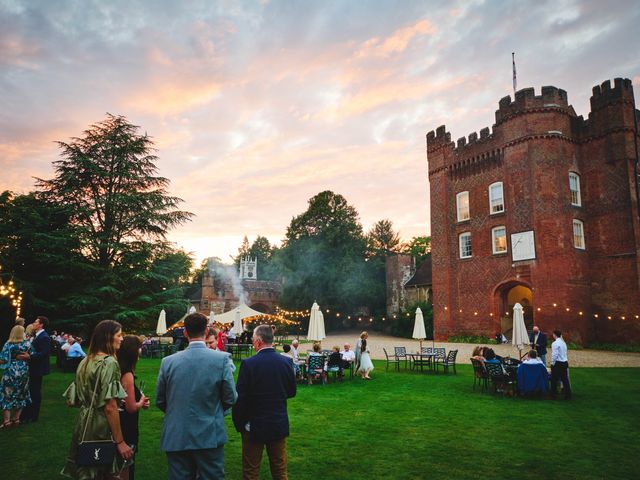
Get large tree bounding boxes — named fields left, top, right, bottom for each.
left=366, top=219, right=401, bottom=257
left=275, top=191, right=385, bottom=327
left=35, top=114, right=193, bottom=268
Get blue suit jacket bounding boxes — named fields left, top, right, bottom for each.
left=29, top=330, right=51, bottom=376
left=156, top=342, right=237, bottom=452
left=529, top=331, right=548, bottom=356
left=232, top=347, right=296, bottom=443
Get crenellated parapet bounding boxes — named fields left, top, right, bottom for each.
left=590, top=78, right=635, bottom=111
left=495, top=86, right=569, bottom=124
left=426, top=125, right=453, bottom=154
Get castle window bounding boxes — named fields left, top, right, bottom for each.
left=456, top=191, right=470, bottom=222
left=569, top=172, right=581, bottom=206
left=489, top=182, right=504, bottom=214
left=492, top=226, right=507, bottom=254
left=573, top=219, right=585, bottom=249
left=459, top=232, right=472, bottom=258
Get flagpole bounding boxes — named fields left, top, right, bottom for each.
left=512, top=52, right=517, bottom=97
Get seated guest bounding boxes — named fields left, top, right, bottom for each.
left=291, top=339, right=301, bottom=363
left=522, top=349, right=543, bottom=365
left=306, top=343, right=326, bottom=384
left=471, top=346, right=486, bottom=361
left=281, top=344, right=300, bottom=376
left=340, top=343, right=356, bottom=369
left=327, top=346, right=343, bottom=376
left=66, top=337, right=86, bottom=358
left=483, top=348, right=501, bottom=364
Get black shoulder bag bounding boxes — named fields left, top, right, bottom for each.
left=76, top=362, right=117, bottom=466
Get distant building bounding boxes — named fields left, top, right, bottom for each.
left=190, top=257, right=281, bottom=314
left=385, top=255, right=432, bottom=317
left=427, top=78, right=640, bottom=344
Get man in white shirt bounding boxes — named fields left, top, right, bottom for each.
left=291, top=339, right=301, bottom=362
left=61, top=336, right=72, bottom=353
left=550, top=329, right=571, bottom=400
left=340, top=343, right=356, bottom=365
left=521, top=349, right=543, bottom=365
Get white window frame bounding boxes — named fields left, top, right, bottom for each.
left=459, top=232, right=472, bottom=259
left=492, top=226, right=508, bottom=254
left=489, top=182, right=504, bottom=214
left=573, top=219, right=585, bottom=250
left=456, top=191, right=470, bottom=222
left=569, top=172, right=581, bottom=206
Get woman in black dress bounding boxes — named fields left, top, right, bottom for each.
left=117, top=336, right=149, bottom=480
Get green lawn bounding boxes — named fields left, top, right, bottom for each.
left=1, top=358, right=639, bottom=479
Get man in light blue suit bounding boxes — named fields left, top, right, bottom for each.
left=157, top=313, right=238, bottom=479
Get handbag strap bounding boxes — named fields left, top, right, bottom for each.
left=80, top=357, right=108, bottom=443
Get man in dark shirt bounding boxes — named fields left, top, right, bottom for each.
left=232, top=325, right=296, bottom=479
left=20, top=316, right=51, bottom=423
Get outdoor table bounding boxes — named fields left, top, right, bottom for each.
left=409, top=353, right=435, bottom=372
left=228, top=343, right=253, bottom=360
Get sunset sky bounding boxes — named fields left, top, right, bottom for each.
left=1, top=0, right=639, bottom=265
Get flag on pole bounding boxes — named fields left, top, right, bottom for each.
left=512, top=52, right=517, bottom=96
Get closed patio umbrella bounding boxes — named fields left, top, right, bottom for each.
left=209, top=311, right=215, bottom=325
left=231, top=308, right=244, bottom=336
left=307, top=302, right=326, bottom=342
left=412, top=307, right=427, bottom=350
left=512, top=303, right=530, bottom=357
left=156, top=309, right=167, bottom=336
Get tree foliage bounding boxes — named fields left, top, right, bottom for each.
left=275, top=191, right=385, bottom=328
left=366, top=219, right=401, bottom=257
left=402, top=236, right=432, bottom=267
left=1, top=115, right=194, bottom=336
left=35, top=114, right=193, bottom=268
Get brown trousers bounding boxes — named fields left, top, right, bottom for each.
left=241, top=432, right=287, bottom=480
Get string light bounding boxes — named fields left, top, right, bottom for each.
left=0, top=265, right=23, bottom=318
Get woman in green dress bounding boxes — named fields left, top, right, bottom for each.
left=61, top=320, right=134, bottom=480
left=0, top=325, right=32, bottom=428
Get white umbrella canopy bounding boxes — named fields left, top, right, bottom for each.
left=215, top=303, right=267, bottom=325
left=232, top=309, right=244, bottom=335
left=188, top=306, right=197, bottom=314
left=412, top=307, right=427, bottom=350
left=512, top=303, right=530, bottom=355
left=307, top=302, right=326, bottom=341
left=156, top=309, right=167, bottom=335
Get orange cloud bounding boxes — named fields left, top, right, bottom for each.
left=355, top=19, right=436, bottom=58
left=124, top=80, right=222, bottom=116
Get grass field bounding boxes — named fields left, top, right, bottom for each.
left=1, top=358, right=639, bottom=479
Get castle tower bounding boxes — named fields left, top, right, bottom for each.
left=239, top=257, right=258, bottom=280
left=426, top=78, right=640, bottom=344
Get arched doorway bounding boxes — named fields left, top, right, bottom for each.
left=494, top=281, right=534, bottom=336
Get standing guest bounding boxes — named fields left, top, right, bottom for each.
left=206, top=330, right=236, bottom=374
left=24, top=324, right=35, bottom=343
left=355, top=331, right=367, bottom=369
left=217, top=327, right=229, bottom=352
left=233, top=324, right=297, bottom=480
left=550, top=329, right=572, bottom=400
left=61, top=320, right=134, bottom=479
left=0, top=325, right=32, bottom=428
left=61, top=340, right=72, bottom=353
left=66, top=337, right=86, bottom=357
left=156, top=313, right=237, bottom=480
left=118, top=336, right=150, bottom=480
left=15, top=317, right=25, bottom=327
left=281, top=344, right=300, bottom=377
left=356, top=334, right=374, bottom=380
left=20, top=315, right=51, bottom=424
left=529, top=326, right=548, bottom=366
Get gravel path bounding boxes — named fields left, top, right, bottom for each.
left=297, top=330, right=640, bottom=368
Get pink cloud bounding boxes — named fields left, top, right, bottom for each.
left=355, top=19, right=437, bottom=58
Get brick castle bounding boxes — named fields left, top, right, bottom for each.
left=427, top=78, right=640, bottom=344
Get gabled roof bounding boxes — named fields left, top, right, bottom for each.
left=404, top=256, right=432, bottom=287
